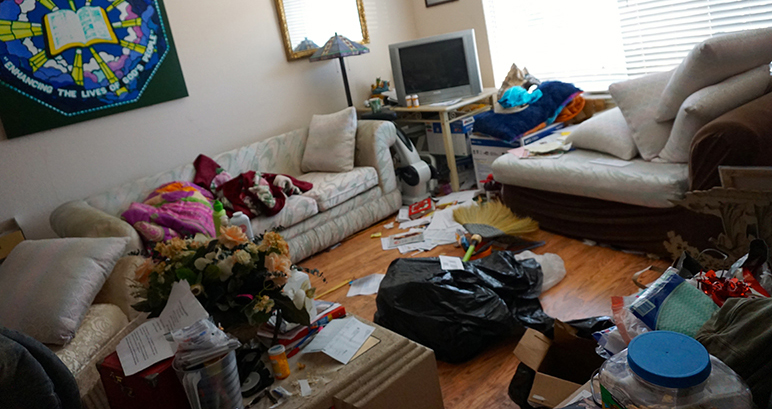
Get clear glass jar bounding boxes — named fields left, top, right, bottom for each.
left=597, top=331, right=752, bottom=408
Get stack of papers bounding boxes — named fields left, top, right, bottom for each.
left=303, top=317, right=375, bottom=364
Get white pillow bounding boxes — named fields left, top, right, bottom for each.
left=609, top=70, right=674, bottom=161
left=658, top=65, right=771, bottom=163
left=301, top=107, right=358, bottom=173
left=566, top=107, right=638, bottom=160
left=0, top=237, right=129, bottom=345
left=655, top=27, right=772, bottom=122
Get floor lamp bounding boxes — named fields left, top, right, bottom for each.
left=309, top=33, right=369, bottom=107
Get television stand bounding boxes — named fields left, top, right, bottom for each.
left=389, top=88, right=497, bottom=192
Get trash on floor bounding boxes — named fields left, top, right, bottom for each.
left=347, top=274, right=385, bottom=297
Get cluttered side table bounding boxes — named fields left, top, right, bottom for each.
left=245, top=315, right=444, bottom=409
left=389, top=88, right=497, bottom=192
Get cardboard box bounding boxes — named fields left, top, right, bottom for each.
left=470, top=123, right=565, bottom=189
left=513, top=321, right=605, bottom=408
left=426, top=116, right=475, bottom=156
left=0, top=218, right=25, bottom=262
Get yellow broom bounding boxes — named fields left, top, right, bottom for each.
left=453, top=201, right=538, bottom=261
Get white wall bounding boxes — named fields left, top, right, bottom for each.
left=411, top=0, right=495, bottom=88
left=0, top=0, right=418, bottom=239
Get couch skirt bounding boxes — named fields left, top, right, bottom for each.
left=502, top=185, right=723, bottom=259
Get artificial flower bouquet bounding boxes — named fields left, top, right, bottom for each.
left=132, top=227, right=312, bottom=329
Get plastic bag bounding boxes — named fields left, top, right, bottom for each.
left=515, top=251, right=566, bottom=293
left=171, top=318, right=241, bottom=370
left=374, top=251, right=552, bottom=363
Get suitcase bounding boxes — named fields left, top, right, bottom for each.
left=97, top=351, right=190, bottom=409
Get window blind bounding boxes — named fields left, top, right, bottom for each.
left=483, top=0, right=772, bottom=91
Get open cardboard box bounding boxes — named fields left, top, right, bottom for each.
left=513, top=321, right=605, bottom=408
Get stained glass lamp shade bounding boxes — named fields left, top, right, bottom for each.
left=294, top=37, right=319, bottom=52
left=310, top=33, right=370, bottom=107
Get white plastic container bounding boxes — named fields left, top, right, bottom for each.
left=229, top=211, right=254, bottom=240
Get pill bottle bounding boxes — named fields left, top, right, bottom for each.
left=268, top=344, right=291, bottom=380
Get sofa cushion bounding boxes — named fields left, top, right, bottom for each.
left=609, top=70, right=675, bottom=160
left=657, top=64, right=771, bottom=163
left=566, top=107, right=639, bottom=160
left=0, top=237, right=129, bottom=345
left=49, top=304, right=128, bottom=376
left=251, top=195, right=319, bottom=236
left=656, top=27, right=772, bottom=122
left=302, top=107, right=358, bottom=173
left=492, top=150, right=688, bottom=208
left=299, top=167, right=379, bottom=211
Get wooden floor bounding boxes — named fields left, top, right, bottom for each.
left=299, top=214, right=670, bottom=409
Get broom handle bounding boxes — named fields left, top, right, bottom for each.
left=462, top=234, right=482, bottom=262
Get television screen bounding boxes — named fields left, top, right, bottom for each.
left=399, top=38, right=470, bottom=95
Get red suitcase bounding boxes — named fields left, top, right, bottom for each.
left=97, top=351, right=190, bottom=409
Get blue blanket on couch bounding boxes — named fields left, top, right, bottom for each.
left=474, top=81, right=582, bottom=143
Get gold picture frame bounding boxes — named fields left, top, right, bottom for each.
left=274, top=0, right=370, bottom=61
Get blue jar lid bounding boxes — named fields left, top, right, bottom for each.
left=627, top=331, right=711, bottom=389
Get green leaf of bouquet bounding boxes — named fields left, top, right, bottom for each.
left=175, top=267, right=197, bottom=284
left=204, top=264, right=221, bottom=281
left=272, top=294, right=311, bottom=326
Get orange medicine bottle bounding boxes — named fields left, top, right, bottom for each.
left=268, top=344, right=291, bottom=380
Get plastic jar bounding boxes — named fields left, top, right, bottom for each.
left=597, top=331, right=752, bottom=408
left=268, top=344, right=291, bottom=380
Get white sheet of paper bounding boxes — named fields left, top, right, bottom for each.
left=439, top=255, right=464, bottom=271
left=396, top=207, right=410, bottom=222
left=398, top=241, right=437, bottom=254
left=436, top=190, right=478, bottom=206
left=298, top=379, right=312, bottom=397
left=590, top=158, right=632, bottom=167
left=347, top=274, right=385, bottom=297
left=399, top=216, right=433, bottom=229
left=303, top=317, right=375, bottom=364
left=116, top=281, right=209, bottom=376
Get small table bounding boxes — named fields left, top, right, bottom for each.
left=246, top=316, right=444, bottom=409
left=389, top=88, right=497, bottom=192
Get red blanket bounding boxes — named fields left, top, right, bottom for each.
left=193, top=154, right=312, bottom=218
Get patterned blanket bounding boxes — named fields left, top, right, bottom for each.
left=121, top=181, right=216, bottom=243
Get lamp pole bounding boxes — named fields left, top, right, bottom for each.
left=339, top=56, right=353, bottom=107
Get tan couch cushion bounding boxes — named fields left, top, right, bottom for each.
left=299, top=167, right=379, bottom=211
left=492, top=149, right=688, bottom=208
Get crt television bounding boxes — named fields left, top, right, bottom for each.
left=389, top=29, right=483, bottom=106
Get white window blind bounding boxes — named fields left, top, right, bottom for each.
left=483, top=0, right=772, bottom=91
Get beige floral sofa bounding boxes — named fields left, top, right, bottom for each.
left=47, top=120, right=402, bottom=407
left=51, top=120, right=402, bottom=263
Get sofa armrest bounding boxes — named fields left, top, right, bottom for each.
left=50, top=200, right=143, bottom=254
left=355, top=120, right=398, bottom=194
left=690, top=92, right=772, bottom=190
left=93, top=255, right=146, bottom=320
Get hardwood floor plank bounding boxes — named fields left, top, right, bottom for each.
left=298, top=212, right=670, bottom=409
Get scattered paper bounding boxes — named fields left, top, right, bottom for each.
left=381, top=231, right=425, bottom=250
left=439, top=255, right=464, bottom=271
left=527, top=140, right=564, bottom=154
left=347, top=274, right=385, bottom=297
left=298, top=379, right=312, bottom=397
left=590, top=158, right=632, bottom=167
left=399, top=216, right=433, bottom=229
left=437, top=190, right=478, bottom=206
left=396, top=207, right=410, bottom=222
left=508, top=147, right=527, bottom=158
left=384, top=222, right=395, bottom=229
left=398, top=241, right=437, bottom=254
left=303, top=317, right=375, bottom=364
left=116, top=281, right=209, bottom=376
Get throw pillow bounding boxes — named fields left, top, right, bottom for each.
left=566, top=107, right=639, bottom=160
left=0, top=237, right=129, bottom=345
left=655, top=27, right=772, bottom=122
left=609, top=70, right=674, bottom=160
left=658, top=64, right=771, bottom=163
left=301, top=107, right=358, bottom=173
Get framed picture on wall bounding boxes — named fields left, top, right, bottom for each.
left=425, top=0, right=458, bottom=7
left=0, top=0, right=188, bottom=138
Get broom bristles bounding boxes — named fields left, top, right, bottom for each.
left=453, top=201, right=538, bottom=236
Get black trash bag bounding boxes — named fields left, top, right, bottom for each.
left=561, top=316, right=615, bottom=340
left=374, top=251, right=552, bottom=363
left=508, top=363, right=537, bottom=409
